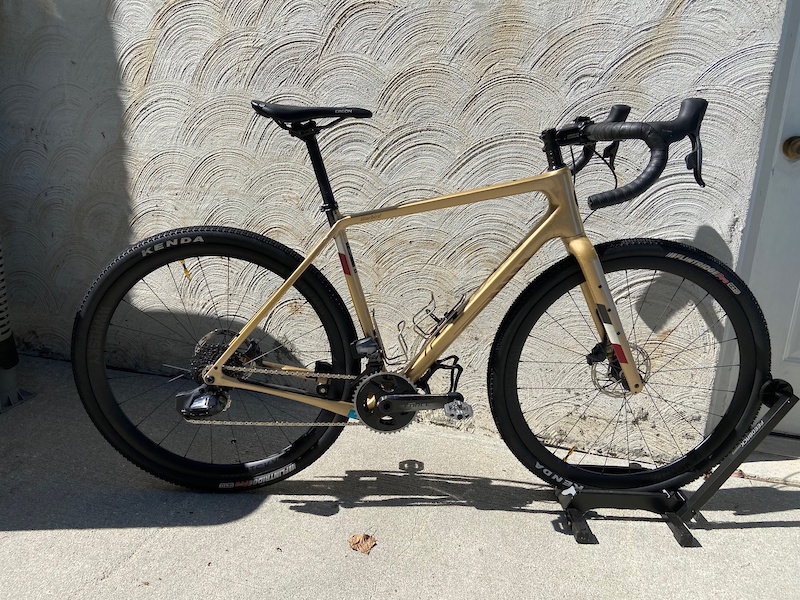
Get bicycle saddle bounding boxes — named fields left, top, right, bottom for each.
left=251, top=100, right=372, bottom=123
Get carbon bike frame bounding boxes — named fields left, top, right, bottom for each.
left=202, top=165, right=644, bottom=418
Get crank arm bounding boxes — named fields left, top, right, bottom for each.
left=375, top=392, right=463, bottom=415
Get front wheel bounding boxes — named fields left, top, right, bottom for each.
left=488, top=239, right=770, bottom=491
left=72, top=226, right=358, bottom=491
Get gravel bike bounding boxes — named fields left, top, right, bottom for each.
left=71, top=97, right=771, bottom=492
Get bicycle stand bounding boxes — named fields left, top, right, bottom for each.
left=556, top=378, right=798, bottom=547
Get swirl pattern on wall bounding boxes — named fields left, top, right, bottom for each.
left=0, top=0, right=786, bottom=432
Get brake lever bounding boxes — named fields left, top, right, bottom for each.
left=602, top=141, right=620, bottom=170
left=568, top=105, right=632, bottom=175
left=685, top=132, right=704, bottom=187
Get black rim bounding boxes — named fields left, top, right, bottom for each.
left=76, top=232, right=353, bottom=486
left=495, top=245, right=761, bottom=489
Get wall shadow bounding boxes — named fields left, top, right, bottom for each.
left=0, top=1, right=131, bottom=358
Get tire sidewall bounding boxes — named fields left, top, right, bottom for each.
left=72, top=226, right=358, bottom=490
left=489, top=239, right=770, bottom=491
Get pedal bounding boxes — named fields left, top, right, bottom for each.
left=444, top=396, right=473, bottom=421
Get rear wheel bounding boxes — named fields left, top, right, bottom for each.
left=489, top=239, right=770, bottom=491
left=72, top=226, right=358, bottom=491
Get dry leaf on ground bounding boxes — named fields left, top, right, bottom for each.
left=348, top=533, right=377, bottom=555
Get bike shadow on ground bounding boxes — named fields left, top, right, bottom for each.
left=4, top=357, right=800, bottom=534
left=0, top=357, right=557, bottom=532
left=272, top=461, right=800, bottom=535
left=272, top=460, right=555, bottom=517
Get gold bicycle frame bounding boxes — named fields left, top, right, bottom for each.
left=205, top=166, right=644, bottom=417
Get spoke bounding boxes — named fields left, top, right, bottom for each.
left=529, top=389, right=604, bottom=449
left=109, top=320, right=196, bottom=348
left=641, top=276, right=686, bottom=349
left=566, top=289, right=598, bottom=342
left=247, top=389, right=295, bottom=444
left=646, top=382, right=705, bottom=438
left=542, top=308, right=593, bottom=356
left=136, top=277, right=200, bottom=343
left=647, top=380, right=735, bottom=394
left=249, top=323, right=327, bottom=362
left=653, top=337, right=738, bottom=361
left=166, top=260, right=200, bottom=341
left=643, top=380, right=728, bottom=417
left=155, top=415, right=188, bottom=448
left=228, top=259, right=258, bottom=331
left=112, top=373, right=180, bottom=407
left=194, top=256, right=227, bottom=334
left=519, top=359, right=591, bottom=365
left=182, top=421, right=203, bottom=459
left=623, top=268, right=642, bottom=343
left=573, top=400, right=626, bottom=468
left=646, top=293, right=713, bottom=371
left=655, top=364, right=740, bottom=373
left=239, top=393, right=273, bottom=455
left=629, top=269, right=659, bottom=344
left=622, top=394, right=660, bottom=468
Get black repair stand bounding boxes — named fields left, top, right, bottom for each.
left=556, top=379, right=798, bottom=547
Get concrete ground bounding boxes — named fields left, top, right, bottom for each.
left=1, top=355, right=799, bottom=599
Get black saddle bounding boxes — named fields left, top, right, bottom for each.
left=251, top=100, right=372, bottom=123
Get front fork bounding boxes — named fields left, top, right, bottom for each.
left=566, top=236, right=644, bottom=394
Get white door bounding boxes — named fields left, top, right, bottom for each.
left=743, top=5, right=800, bottom=435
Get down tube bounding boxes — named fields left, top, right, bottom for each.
left=403, top=200, right=576, bottom=383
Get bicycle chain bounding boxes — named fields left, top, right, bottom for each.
left=185, top=418, right=362, bottom=427
left=223, top=365, right=358, bottom=380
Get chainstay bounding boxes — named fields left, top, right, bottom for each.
left=191, top=366, right=360, bottom=426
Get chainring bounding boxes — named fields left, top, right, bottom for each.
left=353, top=372, right=416, bottom=433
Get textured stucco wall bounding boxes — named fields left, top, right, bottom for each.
left=0, top=0, right=787, bottom=433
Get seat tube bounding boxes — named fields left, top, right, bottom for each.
left=333, top=228, right=378, bottom=341
left=296, top=125, right=378, bottom=341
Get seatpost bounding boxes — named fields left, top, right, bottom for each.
left=291, top=122, right=339, bottom=225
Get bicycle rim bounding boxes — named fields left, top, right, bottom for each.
left=73, top=227, right=357, bottom=490
left=490, top=240, right=768, bottom=490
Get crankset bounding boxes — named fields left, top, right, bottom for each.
left=353, top=371, right=474, bottom=433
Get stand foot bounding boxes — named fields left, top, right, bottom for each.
left=665, top=512, right=699, bottom=547
left=552, top=378, right=798, bottom=547
left=564, top=507, right=597, bottom=544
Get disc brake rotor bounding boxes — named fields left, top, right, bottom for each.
left=591, top=343, right=651, bottom=398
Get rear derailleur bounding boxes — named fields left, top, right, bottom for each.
left=176, top=384, right=230, bottom=418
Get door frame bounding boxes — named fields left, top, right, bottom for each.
left=739, top=1, right=799, bottom=279
left=738, top=1, right=800, bottom=449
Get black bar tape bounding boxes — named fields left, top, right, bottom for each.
left=588, top=147, right=669, bottom=209
left=582, top=122, right=669, bottom=209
